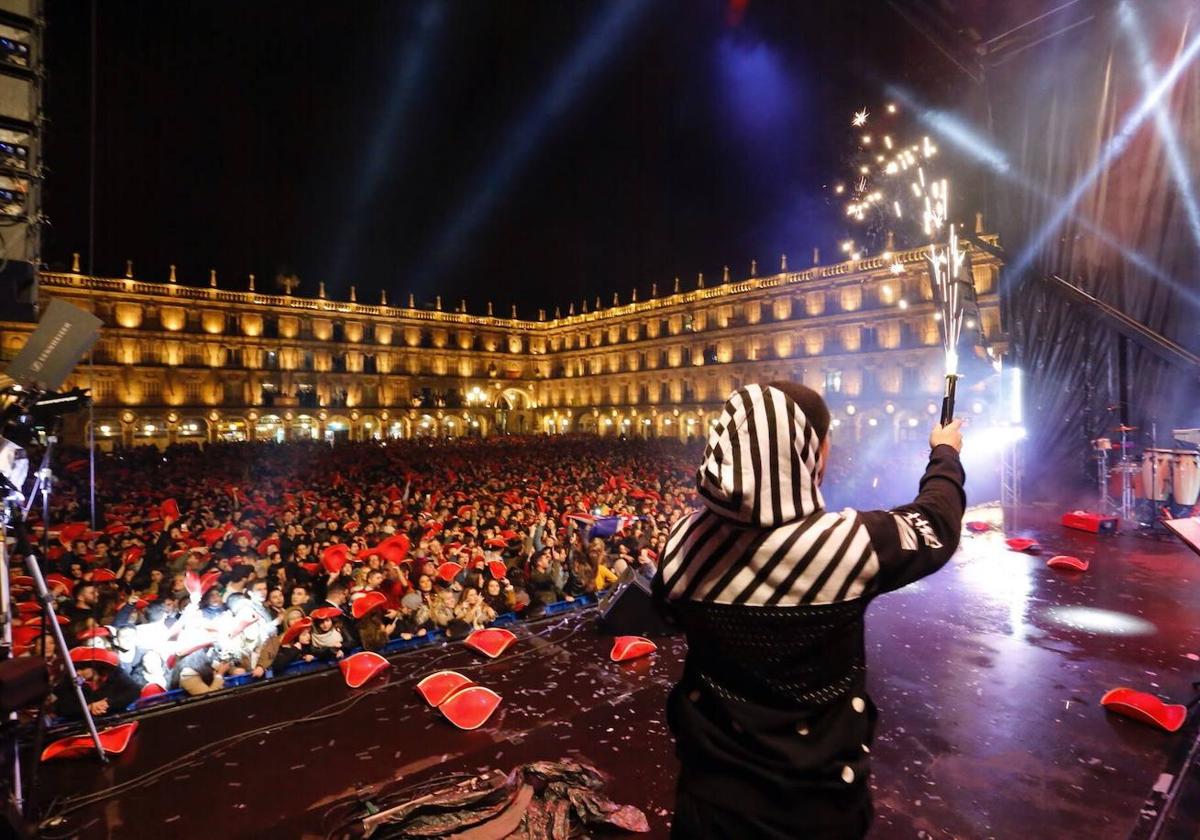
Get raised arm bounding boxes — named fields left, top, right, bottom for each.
left=859, top=421, right=966, bottom=594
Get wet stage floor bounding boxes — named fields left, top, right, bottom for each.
left=28, top=506, right=1200, bottom=839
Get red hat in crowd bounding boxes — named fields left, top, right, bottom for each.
left=9, top=574, right=33, bottom=589
left=351, top=591, right=387, bottom=620
left=310, top=606, right=342, bottom=621
left=122, top=546, right=145, bottom=565
left=201, top=528, right=228, bottom=546
left=436, top=562, right=463, bottom=584
left=77, top=626, right=111, bottom=641
left=280, top=617, right=312, bottom=646
left=90, top=568, right=118, bottom=583
left=342, top=520, right=360, bottom=534
left=321, top=544, right=352, bottom=574
left=57, top=522, right=89, bottom=545
left=160, top=498, right=181, bottom=523
left=487, top=560, right=507, bottom=580
left=68, top=646, right=120, bottom=669
left=257, top=536, right=280, bottom=555
left=105, top=523, right=130, bottom=536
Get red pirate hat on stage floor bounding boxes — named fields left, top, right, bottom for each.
left=439, top=684, right=501, bottom=730
left=1005, top=537, right=1041, bottom=553
left=339, top=651, right=389, bottom=688
left=1100, top=687, right=1188, bottom=732
left=464, top=627, right=516, bottom=659
left=1047, top=555, right=1089, bottom=572
left=41, top=722, right=139, bottom=762
left=965, top=521, right=991, bottom=533
left=415, top=670, right=474, bottom=707
left=610, top=636, right=657, bottom=662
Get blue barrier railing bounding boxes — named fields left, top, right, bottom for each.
left=116, top=594, right=599, bottom=716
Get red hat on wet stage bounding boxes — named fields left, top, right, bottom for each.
left=439, top=685, right=502, bottom=730
left=339, top=650, right=389, bottom=688
left=41, top=722, right=139, bottom=762
left=464, top=627, right=517, bottom=659
left=610, top=636, right=657, bottom=662
left=1046, top=555, right=1088, bottom=572
left=1100, top=687, right=1187, bottom=732
left=415, top=670, right=473, bottom=707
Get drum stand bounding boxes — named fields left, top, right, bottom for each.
left=1115, top=426, right=1138, bottom=523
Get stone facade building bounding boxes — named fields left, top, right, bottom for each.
left=0, top=237, right=1003, bottom=449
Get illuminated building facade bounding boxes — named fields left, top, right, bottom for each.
left=0, top=236, right=1003, bottom=449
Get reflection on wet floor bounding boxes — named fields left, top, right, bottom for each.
left=31, top=506, right=1200, bottom=839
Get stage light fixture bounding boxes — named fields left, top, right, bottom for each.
left=845, top=404, right=857, bottom=415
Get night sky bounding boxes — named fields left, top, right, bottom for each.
left=43, top=1, right=1006, bottom=314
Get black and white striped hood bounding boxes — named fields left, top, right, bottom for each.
left=660, top=384, right=878, bottom=608
left=696, top=384, right=824, bottom=528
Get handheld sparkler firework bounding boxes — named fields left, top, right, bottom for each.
left=837, top=105, right=969, bottom=427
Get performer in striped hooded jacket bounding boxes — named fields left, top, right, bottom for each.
left=654, top=381, right=965, bottom=839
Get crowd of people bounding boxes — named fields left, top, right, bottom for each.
left=5, top=436, right=700, bottom=721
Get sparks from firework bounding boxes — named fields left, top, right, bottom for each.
left=837, top=103, right=965, bottom=380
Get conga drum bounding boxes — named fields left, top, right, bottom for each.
left=1173, top=451, right=1200, bottom=506
left=1141, top=449, right=1175, bottom=502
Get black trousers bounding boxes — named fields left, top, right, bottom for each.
left=671, top=786, right=871, bottom=840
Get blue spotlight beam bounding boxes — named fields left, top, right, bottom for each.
left=330, top=1, right=445, bottom=284
left=409, top=0, right=650, bottom=294
left=888, top=84, right=1200, bottom=308
left=1008, top=25, right=1200, bottom=278
left=1120, top=2, right=1200, bottom=253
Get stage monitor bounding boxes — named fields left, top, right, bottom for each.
left=4, top=299, right=102, bottom=391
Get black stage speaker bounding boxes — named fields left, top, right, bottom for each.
left=0, top=0, right=41, bottom=322
left=0, top=656, right=49, bottom=714
left=596, top=574, right=680, bottom=637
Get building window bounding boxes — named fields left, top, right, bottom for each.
left=264, top=350, right=279, bottom=370
left=363, top=355, right=377, bottom=374
left=332, top=322, right=345, bottom=343
left=222, top=381, right=241, bottom=403
left=332, top=353, right=347, bottom=373
left=825, top=370, right=843, bottom=394
left=186, top=381, right=203, bottom=403
left=143, top=379, right=162, bottom=401
left=227, top=347, right=242, bottom=367
left=303, top=352, right=314, bottom=371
